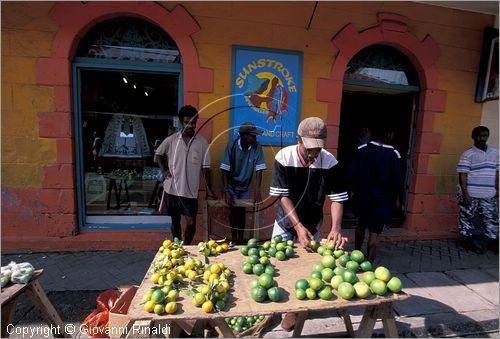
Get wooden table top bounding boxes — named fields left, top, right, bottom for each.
left=127, top=246, right=410, bottom=321
left=1, top=269, right=43, bottom=306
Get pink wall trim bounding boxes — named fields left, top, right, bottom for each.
left=34, top=2, right=214, bottom=235
left=316, top=13, right=447, bottom=232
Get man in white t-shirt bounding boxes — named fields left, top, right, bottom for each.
left=457, top=126, right=499, bottom=254
left=155, top=105, right=216, bottom=244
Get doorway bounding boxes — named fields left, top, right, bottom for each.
left=338, top=89, right=417, bottom=227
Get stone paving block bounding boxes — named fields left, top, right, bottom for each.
left=445, top=269, right=498, bottom=307
left=262, top=311, right=348, bottom=338
left=483, top=267, right=499, bottom=280
left=393, top=274, right=451, bottom=316
left=406, top=272, right=497, bottom=313
left=396, top=309, right=499, bottom=337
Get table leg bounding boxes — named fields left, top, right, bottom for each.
left=1, top=299, right=18, bottom=338
left=24, top=280, right=70, bottom=338
left=292, top=311, right=309, bottom=337
left=252, top=205, right=259, bottom=240
left=148, top=181, right=160, bottom=208
left=123, top=179, right=130, bottom=205
left=117, top=180, right=123, bottom=209
left=208, top=318, right=234, bottom=338
left=126, top=319, right=152, bottom=338
left=356, top=305, right=378, bottom=338
left=203, top=200, right=209, bottom=241
left=107, top=178, right=117, bottom=209
left=338, top=309, right=355, bottom=337
left=356, top=302, right=399, bottom=338
left=380, top=302, right=399, bottom=338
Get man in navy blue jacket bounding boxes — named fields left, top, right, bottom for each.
left=348, top=123, right=404, bottom=262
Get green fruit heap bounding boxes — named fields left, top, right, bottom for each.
left=198, top=238, right=234, bottom=256
left=240, top=238, right=277, bottom=278
left=225, top=315, right=266, bottom=334
left=249, top=273, right=283, bottom=303
left=241, top=236, right=295, bottom=262
left=295, top=247, right=403, bottom=301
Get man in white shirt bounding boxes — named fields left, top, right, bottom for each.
left=457, top=126, right=499, bottom=254
left=155, top=105, right=216, bottom=244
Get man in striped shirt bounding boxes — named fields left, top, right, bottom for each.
left=457, top=126, right=499, bottom=254
left=269, top=117, right=349, bottom=250
left=270, top=117, right=348, bottom=332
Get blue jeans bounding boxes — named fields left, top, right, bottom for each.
left=271, top=221, right=320, bottom=242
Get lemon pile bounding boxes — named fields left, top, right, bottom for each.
left=142, top=237, right=235, bottom=314
left=142, top=238, right=189, bottom=314
left=189, top=262, right=232, bottom=313
left=198, top=239, right=233, bottom=256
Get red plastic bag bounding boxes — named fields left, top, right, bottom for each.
left=96, top=289, right=119, bottom=310
left=82, top=289, right=118, bottom=338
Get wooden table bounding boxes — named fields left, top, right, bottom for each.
left=122, top=246, right=410, bottom=338
left=1, top=269, right=71, bottom=338
left=203, top=199, right=260, bottom=241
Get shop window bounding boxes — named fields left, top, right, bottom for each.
left=77, top=17, right=181, bottom=63
left=75, top=17, right=181, bottom=229
left=344, top=45, right=418, bottom=87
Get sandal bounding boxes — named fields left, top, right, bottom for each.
left=460, top=238, right=484, bottom=254
left=280, top=312, right=296, bottom=332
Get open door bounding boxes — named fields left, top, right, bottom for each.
left=338, top=89, right=417, bottom=227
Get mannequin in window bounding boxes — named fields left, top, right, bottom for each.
left=91, top=131, right=103, bottom=170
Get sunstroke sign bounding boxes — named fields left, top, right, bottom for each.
left=230, top=46, right=302, bottom=146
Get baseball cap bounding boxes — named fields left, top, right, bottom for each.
left=239, top=122, right=262, bottom=135
left=297, top=117, right=327, bottom=149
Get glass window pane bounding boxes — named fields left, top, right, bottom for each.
left=344, top=45, right=418, bottom=86
left=77, top=17, right=181, bottom=63
left=81, top=70, right=178, bottom=218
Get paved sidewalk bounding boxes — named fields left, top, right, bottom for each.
left=1, top=238, right=498, bottom=338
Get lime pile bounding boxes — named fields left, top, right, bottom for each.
left=198, top=238, right=233, bottom=256
left=249, top=273, right=283, bottom=302
left=295, top=244, right=403, bottom=301
left=241, top=236, right=295, bottom=262
left=225, top=315, right=266, bottom=334
left=241, top=238, right=277, bottom=277
left=240, top=237, right=284, bottom=302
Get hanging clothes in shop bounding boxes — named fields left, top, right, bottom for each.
left=101, top=115, right=151, bottom=157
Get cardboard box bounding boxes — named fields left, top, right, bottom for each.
left=109, top=285, right=138, bottom=338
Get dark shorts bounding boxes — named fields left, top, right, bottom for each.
left=356, top=217, right=389, bottom=234
left=163, top=193, right=198, bottom=217
left=227, top=186, right=249, bottom=200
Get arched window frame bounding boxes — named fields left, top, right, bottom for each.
left=36, top=2, right=213, bottom=234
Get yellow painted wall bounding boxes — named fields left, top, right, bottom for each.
left=1, top=2, right=58, bottom=187
left=1, top=1, right=496, bottom=196
left=180, top=1, right=495, bottom=195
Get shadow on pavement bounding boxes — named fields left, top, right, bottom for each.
left=394, top=295, right=499, bottom=338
